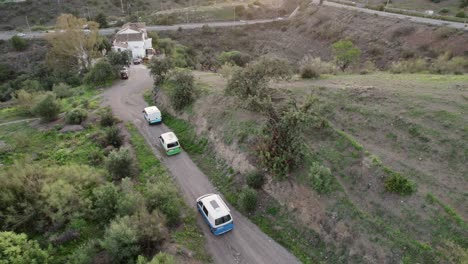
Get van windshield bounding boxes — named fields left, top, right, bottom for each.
left=167, top=141, right=179, bottom=148
left=215, top=214, right=232, bottom=226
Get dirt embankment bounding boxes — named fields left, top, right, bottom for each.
left=162, top=4, right=468, bottom=69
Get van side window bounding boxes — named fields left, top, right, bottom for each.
left=202, top=206, right=209, bottom=216
left=160, top=137, right=164, bottom=143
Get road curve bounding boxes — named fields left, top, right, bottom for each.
left=102, top=64, right=300, bottom=264
left=323, top=0, right=468, bottom=31
left=0, top=19, right=279, bottom=40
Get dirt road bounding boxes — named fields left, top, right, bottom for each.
left=102, top=64, right=300, bottom=264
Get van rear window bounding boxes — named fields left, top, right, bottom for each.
left=167, top=142, right=179, bottom=148
left=215, top=214, right=232, bottom=226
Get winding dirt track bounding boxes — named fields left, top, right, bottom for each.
left=102, top=65, right=300, bottom=264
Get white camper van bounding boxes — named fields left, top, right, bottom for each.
left=143, top=106, right=162, bottom=125
left=196, top=193, right=234, bottom=235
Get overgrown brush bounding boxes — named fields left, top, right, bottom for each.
left=384, top=173, right=416, bottom=195
left=308, top=162, right=334, bottom=194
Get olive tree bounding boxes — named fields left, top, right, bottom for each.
left=331, top=40, right=361, bottom=71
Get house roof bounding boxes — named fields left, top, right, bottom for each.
left=115, top=33, right=143, bottom=42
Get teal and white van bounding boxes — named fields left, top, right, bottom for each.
left=196, top=193, right=234, bottom=236
left=159, top=132, right=181, bottom=156
left=143, top=106, right=162, bottom=125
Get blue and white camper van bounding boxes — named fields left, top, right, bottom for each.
left=143, top=106, right=162, bottom=124
left=196, top=193, right=234, bottom=236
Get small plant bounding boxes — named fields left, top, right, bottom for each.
left=65, top=108, right=87, bottom=125
left=246, top=171, right=265, bottom=189
left=239, top=187, right=257, bottom=213
left=308, top=162, right=333, bottom=194
left=300, top=64, right=320, bottom=79
left=390, top=58, right=428, bottom=74
left=384, top=173, right=416, bottom=195
left=32, top=92, right=61, bottom=121
left=455, top=11, right=466, bottom=18
left=10, top=35, right=28, bottom=51
left=105, top=126, right=123, bottom=148
left=105, top=147, right=135, bottom=180
left=99, top=107, right=117, bottom=127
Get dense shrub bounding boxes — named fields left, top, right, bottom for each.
left=430, top=53, right=468, bottom=74
left=149, top=56, right=174, bottom=86
left=99, top=107, right=117, bottom=127
left=106, top=147, right=135, bottom=180
left=308, top=162, right=333, bottom=194
left=0, top=63, right=14, bottom=83
left=143, top=180, right=182, bottom=226
left=91, top=182, right=120, bottom=222
left=385, top=173, right=416, bottom=195
left=65, top=108, right=87, bottom=124
left=246, top=171, right=265, bottom=189
left=10, top=35, right=28, bottom=51
left=0, top=232, right=50, bottom=263
left=100, top=216, right=140, bottom=264
left=239, top=188, right=257, bottom=213
left=52, top=82, right=74, bottom=98
left=129, top=208, right=169, bottom=251
left=147, top=253, right=176, bottom=264
left=455, top=11, right=466, bottom=18
left=168, top=70, right=196, bottom=111
left=218, top=51, right=251, bottom=67
left=68, top=239, right=100, bottom=264
left=116, top=178, right=145, bottom=217
left=158, top=38, right=176, bottom=55
left=107, top=50, right=131, bottom=70
left=14, top=89, right=35, bottom=114
left=390, top=58, right=428, bottom=73
left=300, top=64, right=320, bottom=79
left=219, top=63, right=242, bottom=80
left=21, top=79, right=42, bottom=92
left=31, top=92, right=61, bottom=121
left=173, top=44, right=197, bottom=68
left=84, top=60, right=115, bottom=86
left=104, top=125, right=124, bottom=148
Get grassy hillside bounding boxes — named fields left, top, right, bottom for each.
left=153, top=69, right=467, bottom=263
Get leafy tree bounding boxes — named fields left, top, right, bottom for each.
left=173, top=44, right=197, bottom=68
left=52, top=82, right=74, bottom=98
left=94, top=12, right=108, bottom=28
left=84, top=60, right=115, bottom=86
left=10, top=35, right=28, bottom=51
left=142, top=180, right=182, bottom=226
left=107, top=51, right=131, bottom=68
left=0, top=232, right=50, bottom=263
left=106, top=147, right=135, bottom=180
left=461, top=0, right=468, bottom=8
left=157, top=38, right=176, bottom=55
left=46, top=14, right=100, bottom=73
left=168, top=70, right=196, bottom=111
left=116, top=178, right=145, bottom=216
left=100, top=216, right=140, bottom=264
left=65, top=108, right=87, bottom=124
left=149, top=56, right=174, bottom=86
left=20, top=79, right=42, bottom=92
left=129, top=208, right=169, bottom=252
left=32, top=92, right=61, bottom=121
left=226, top=57, right=292, bottom=100
left=258, top=98, right=325, bottom=178
left=331, top=40, right=361, bottom=71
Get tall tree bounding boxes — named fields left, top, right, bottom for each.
left=46, top=14, right=100, bottom=74
left=94, top=12, right=108, bottom=28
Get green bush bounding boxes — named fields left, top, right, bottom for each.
left=246, top=171, right=265, bottom=189
left=0, top=63, right=15, bottom=83
left=100, top=216, right=140, bottom=264
left=65, top=108, right=88, bottom=124
left=105, top=147, right=135, bottom=180
left=68, top=239, right=100, bottom=264
left=52, top=82, right=74, bottom=98
left=455, top=11, right=466, bottom=18
left=308, top=162, right=333, bottom=194
left=149, top=56, right=174, bottom=86
left=32, top=92, right=61, bottom=121
left=116, top=178, right=145, bottom=216
left=384, top=173, right=416, bottom=195
left=148, top=252, right=176, bottom=264
left=84, top=60, right=115, bottom=86
left=218, top=51, right=251, bottom=67
left=143, top=180, right=182, bottom=226
left=168, top=70, right=196, bottom=111
left=430, top=53, right=468, bottom=74
left=0, top=232, right=50, bottom=263
left=105, top=125, right=124, bottom=148
left=129, top=208, right=169, bottom=251
left=99, top=107, right=117, bottom=127
left=91, top=182, right=120, bottom=222
left=300, top=64, right=320, bottom=79
left=10, top=35, right=28, bottom=51
left=239, top=188, right=257, bottom=213
left=173, top=44, right=197, bottom=68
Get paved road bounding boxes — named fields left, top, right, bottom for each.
left=323, top=1, right=468, bottom=30
left=102, top=64, right=300, bottom=264
left=0, top=19, right=278, bottom=40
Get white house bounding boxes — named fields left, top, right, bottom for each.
left=112, top=23, right=153, bottom=59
